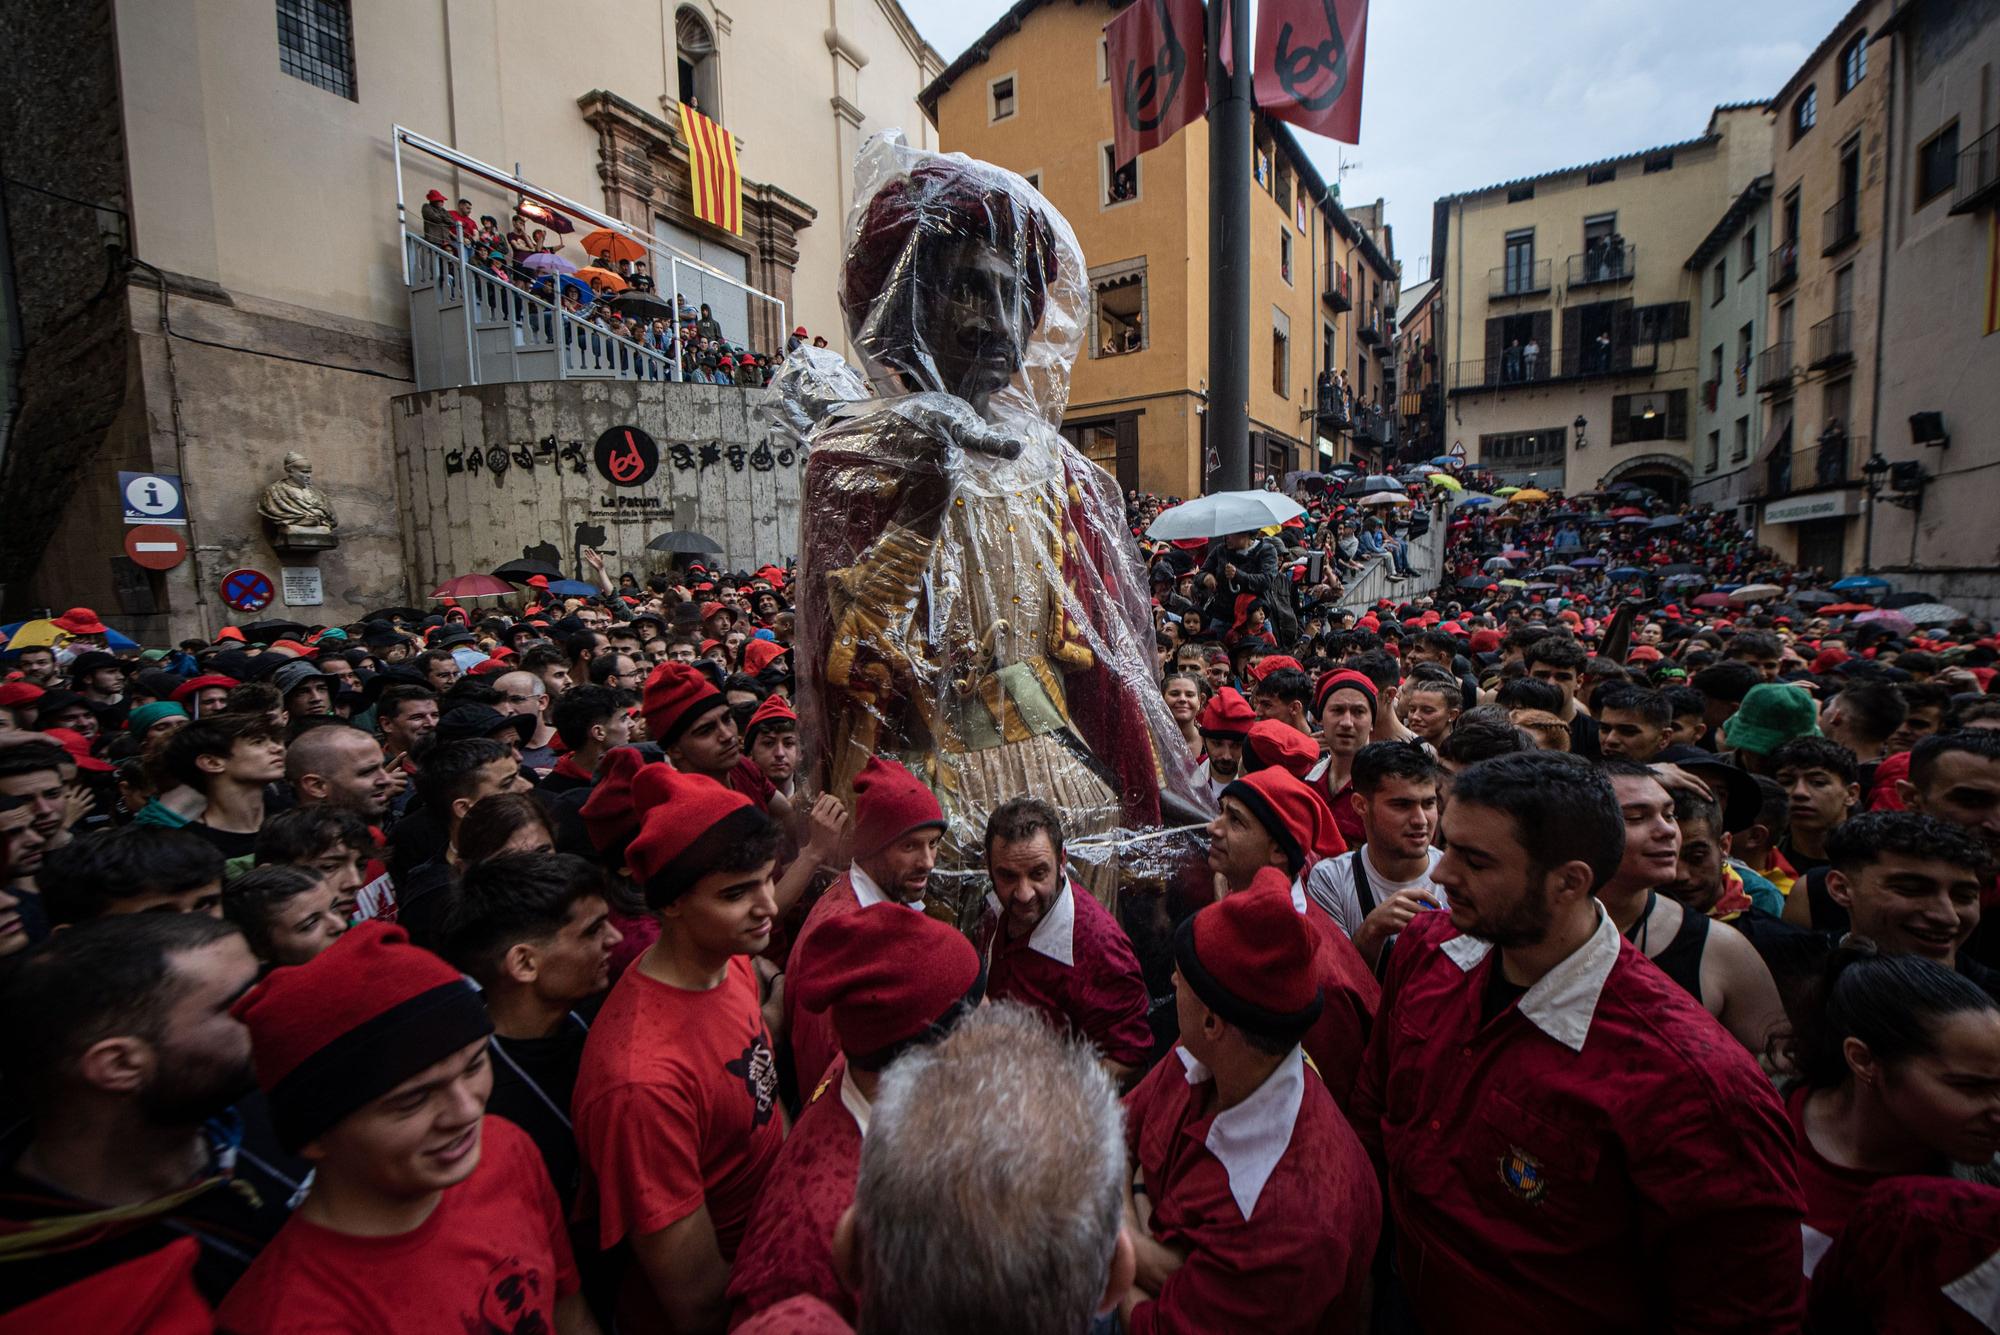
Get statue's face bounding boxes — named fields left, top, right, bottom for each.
left=288, top=461, right=310, bottom=483
left=907, top=239, right=1032, bottom=401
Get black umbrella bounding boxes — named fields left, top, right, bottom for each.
left=1659, top=563, right=1700, bottom=576
left=361, top=607, right=426, bottom=623
left=611, top=291, right=678, bottom=322
left=646, top=531, right=724, bottom=554
left=1646, top=515, right=1685, bottom=530
left=1880, top=590, right=1936, bottom=610
left=493, top=558, right=564, bottom=581
left=1351, top=474, right=1407, bottom=496
left=239, top=619, right=310, bottom=640
left=1791, top=590, right=1838, bottom=608
left=1457, top=575, right=1497, bottom=591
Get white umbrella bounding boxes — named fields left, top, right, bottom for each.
left=1901, top=602, right=1968, bottom=626
left=1145, top=490, right=1306, bottom=541
left=1356, top=491, right=1413, bottom=507
left=1728, top=583, right=1785, bottom=604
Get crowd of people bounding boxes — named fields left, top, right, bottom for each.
left=2, top=467, right=2000, bottom=1332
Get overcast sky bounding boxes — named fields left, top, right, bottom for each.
left=897, top=0, right=1849, bottom=279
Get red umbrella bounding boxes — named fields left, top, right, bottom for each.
left=1692, top=592, right=1730, bottom=608
left=431, top=573, right=516, bottom=599
left=1610, top=506, right=1647, bottom=518
left=1821, top=602, right=1876, bottom=615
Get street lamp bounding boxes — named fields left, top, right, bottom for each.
left=1573, top=415, right=1588, bottom=450
left=1860, top=450, right=1891, bottom=574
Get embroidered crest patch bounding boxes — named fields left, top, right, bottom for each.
left=1499, top=1146, right=1547, bottom=1203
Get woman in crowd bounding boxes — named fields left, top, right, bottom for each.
left=1161, top=669, right=1208, bottom=758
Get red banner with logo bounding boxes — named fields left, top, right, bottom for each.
left=1107, top=0, right=1208, bottom=168
left=1253, top=0, right=1369, bottom=145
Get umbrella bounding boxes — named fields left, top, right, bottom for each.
left=1616, top=515, right=1651, bottom=526
left=546, top=579, right=599, bottom=597
left=574, top=266, right=629, bottom=293
left=0, top=618, right=65, bottom=649
left=1610, top=506, right=1648, bottom=518
left=1831, top=575, right=1892, bottom=592
left=1526, top=581, right=1557, bottom=592
left=519, top=252, right=576, bottom=275
left=431, top=573, right=516, bottom=599
left=1582, top=515, right=1618, bottom=526
left=1880, top=590, right=1936, bottom=610
left=1493, top=486, right=1521, bottom=496
left=1147, top=491, right=1305, bottom=540
left=1729, top=583, right=1785, bottom=603
left=1855, top=609, right=1915, bottom=635
left=1901, top=603, right=1968, bottom=626
left=1820, top=603, right=1877, bottom=616
left=1457, top=576, right=1498, bottom=591
left=1646, top=515, right=1685, bottom=530
left=1356, top=492, right=1412, bottom=508
left=1349, top=474, right=1407, bottom=496
left=493, top=558, right=564, bottom=582
left=611, top=291, right=678, bottom=322
left=1498, top=578, right=1528, bottom=588
left=1608, top=566, right=1646, bottom=580
left=1791, top=590, right=1838, bottom=608
left=646, top=531, right=725, bottom=555
left=1540, top=564, right=1579, bottom=577
left=576, top=228, right=648, bottom=263
left=1499, top=548, right=1531, bottom=560
left=1692, top=592, right=1731, bottom=608
left=1430, top=455, right=1461, bottom=467
left=1572, top=557, right=1606, bottom=567
left=1664, top=573, right=1706, bottom=587
left=1659, top=563, right=1700, bottom=576
left=240, top=619, right=310, bottom=640
left=1455, top=494, right=1500, bottom=507
left=1427, top=473, right=1463, bottom=492
left=362, top=606, right=426, bottom=622
left=533, top=274, right=597, bottom=305
left=1483, top=557, right=1514, bottom=572
left=1489, top=512, right=1521, bottom=525
left=1508, top=488, right=1551, bottom=503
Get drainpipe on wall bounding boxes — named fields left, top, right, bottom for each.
left=1866, top=23, right=1898, bottom=567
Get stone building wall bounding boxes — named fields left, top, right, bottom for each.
left=392, top=381, right=803, bottom=591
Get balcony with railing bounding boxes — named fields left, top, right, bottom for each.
left=1953, top=125, right=2000, bottom=215
left=1762, top=430, right=1864, bottom=500
left=1808, top=310, right=1854, bottom=369
left=1567, top=244, right=1635, bottom=288
left=1489, top=259, right=1552, bottom=299
left=1768, top=240, right=1799, bottom=292
left=1324, top=263, right=1352, bottom=311
left=1358, top=313, right=1383, bottom=344
left=1756, top=341, right=1794, bottom=394
left=1822, top=194, right=1860, bottom=255
left=1558, top=337, right=1659, bottom=379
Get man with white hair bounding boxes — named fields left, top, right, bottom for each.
left=493, top=669, right=559, bottom=772
left=737, top=1003, right=1135, bottom=1334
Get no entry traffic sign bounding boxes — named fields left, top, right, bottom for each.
left=124, top=525, right=188, bottom=571
left=221, top=568, right=276, bottom=613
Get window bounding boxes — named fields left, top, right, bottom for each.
left=1839, top=32, right=1867, bottom=96
left=1835, top=264, right=1856, bottom=315
left=1275, top=165, right=1293, bottom=215
left=1478, top=429, right=1566, bottom=467
left=1279, top=229, right=1294, bottom=285
left=1023, top=171, right=1042, bottom=192
left=1736, top=323, right=1754, bottom=377
left=1917, top=122, right=1961, bottom=207
left=1322, top=320, right=1337, bottom=372
left=1101, top=143, right=1139, bottom=207
left=1632, top=302, right=1690, bottom=344
left=1091, top=262, right=1147, bottom=358
left=1098, top=36, right=1109, bottom=85
left=1507, top=183, right=1536, bottom=203
left=1706, top=431, right=1721, bottom=473
left=1643, top=153, right=1674, bottom=174
left=1503, top=229, right=1535, bottom=292
left=1711, top=259, right=1727, bottom=305
left=1741, top=225, right=1757, bottom=275
left=1611, top=389, right=1688, bottom=443
left=989, top=75, right=1017, bottom=122
left=277, top=0, right=357, bottom=99
left=1587, top=165, right=1617, bottom=186
left=1273, top=308, right=1290, bottom=397
left=1711, top=345, right=1725, bottom=387
left=1255, top=145, right=1272, bottom=190
left=1793, top=86, right=1818, bottom=142
left=675, top=7, right=720, bottom=116
left=1733, top=416, right=1750, bottom=461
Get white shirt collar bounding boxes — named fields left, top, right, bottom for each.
left=838, top=1066, right=873, bottom=1137
left=850, top=863, right=924, bottom=915
left=1305, top=755, right=1330, bottom=783
left=983, top=877, right=1077, bottom=968
left=1946, top=1245, right=2000, bottom=1333
left=1174, top=1045, right=1306, bottom=1221
left=1439, top=904, right=1621, bottom=1053
left=1289, top=878, right=1308, bottom=915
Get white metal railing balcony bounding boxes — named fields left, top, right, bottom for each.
left=403, top=232, right=683, bottom=391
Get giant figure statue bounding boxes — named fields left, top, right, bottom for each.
left=794, top=134, right=1196, bottom=909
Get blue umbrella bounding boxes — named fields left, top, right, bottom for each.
left=545, top=579, right=597, bottom=597
left=1609, top=566, right=1646, bottom=580
left=1832, top=574, right=1892, bottom=591
left=1646, top=515, right=1685, bottom=530
left=532, top=274, right=596, bottom=305
left=1429, top=455, right=1458, bottom=467
left=1572, top=557, right=1606, bottom=567
left=1459, top=495, right=1499, bottom=507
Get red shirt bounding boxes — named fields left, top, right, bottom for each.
left=726, top=1066, right=865, bottom=1328
left=1791, top=1082, right=1900, bottom=1276
left=1809, top=1176, right=2000, bottom=1335
left=1308, top=761, right=1364, bottom=851
left=734, top=1294, right=853, bottom=1334
left=1296, top=890, right=1380, bottom=1113
left=982, top=878, right=1154, bottom=1067
left=215, top=1117, right=577, bottom=1334
left=1124, top=1047, right=1379, bottom=1334
left=573, top=955, right=783, bottom=1263
left=1351, top=909, right=1804, bottom=1333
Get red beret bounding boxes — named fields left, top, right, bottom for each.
left=1313, top=669, right=1378, bottom=717
left=700, top=601, right=726, bottom=619
left=214, top=626, right=246, bottom=643
left=626, top=767, right=764, bottom=903
left=232, top=922, right=492, bottom=1151
left=1247, top=655, right=1304, bottom=683
left=580, top=747, right=648, bottom=852
left=1469, top=629, right=1503, bottom=653
left=744, top=693, right=798, bottom=744
left=1198, top=686, right=1255, bottom=739
left=792, top=905, right=982, bottom=1068
left=1174, top=876, right=1324, bottom=1030
left=741, top=637, right=787, bottom=676
left=0, top=682, right=45, bottom=709
left=1222, top=767, right=1345, bottom=873
left=641, top=661, right=726, bottom=746
left=1244, top=719, right=1319, bottom=780
left=43, top=727, right=112, bottom=774
left=851, top=755, right=945, bottom=858
left=1626, top=645, right=1663, bottom=663
left=169, top=673, right=240, bottom=703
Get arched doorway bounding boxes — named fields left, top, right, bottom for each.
left=1600, top=452, right=1692, bottom=506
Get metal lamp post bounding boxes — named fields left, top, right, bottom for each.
left=1860, top=449, right=1890, bottom=574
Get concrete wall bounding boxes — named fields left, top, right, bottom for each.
left=1869, top=0, right=2000, bottom=614
left=392, top=380, right=802, bottom=592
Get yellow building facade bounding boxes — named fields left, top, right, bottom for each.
left=919, top=0, right=1396, bottom=498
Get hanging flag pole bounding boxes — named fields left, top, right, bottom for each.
left=1207, top=0, right=1252, bottom=492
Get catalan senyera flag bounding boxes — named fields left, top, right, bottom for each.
left=679, top=103, right=742, bottom=235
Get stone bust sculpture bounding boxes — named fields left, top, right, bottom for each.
left=259, top=451, right=338, bottom=552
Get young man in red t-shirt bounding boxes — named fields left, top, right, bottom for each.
left=218, top=921, right=591, bottom=1335
left=572, top=764, right=786, bottom=1333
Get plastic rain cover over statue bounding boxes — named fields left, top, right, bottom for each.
left=794, top=132, right=1199, bottom=918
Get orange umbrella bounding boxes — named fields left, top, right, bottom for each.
left=575, top=267, right=628, bottom=293
left=577, top=229, right=647, bottom=263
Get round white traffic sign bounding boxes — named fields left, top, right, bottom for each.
left=124, top=474, right=184, bottom=517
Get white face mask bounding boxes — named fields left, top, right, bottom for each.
left=53, top=643, right=79, bottom=667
